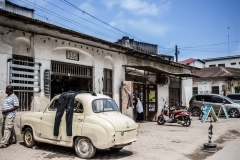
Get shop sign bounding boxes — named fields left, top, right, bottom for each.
left=201, top=106, right=218, bottom=123
left=149, top=91, right=156, bottom=102
left=218, top=105, right=229, bottom=118
left=149, top=104, right=155, bottom=112
left=66, top=50, right=79, bottom=61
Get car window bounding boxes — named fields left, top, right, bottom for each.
left=201, top=95, right=212, bottom=102
left=92, top=99, right=119, bottom=113
left=74, top=100, right=83, bottom=113
left=212, top=96, right=223, bottom=103
left=195, top=95, right=202, bottom=101
left=224, top=96, right=234, bottom=103
left=49, top=99, right=59, bottom=111
left=227, top=95, right=240, bottom=100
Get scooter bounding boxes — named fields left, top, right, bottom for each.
left=157, top=102, right=192, bottom=127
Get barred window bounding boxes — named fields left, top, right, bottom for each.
left=103, top=69, right=112, bottom=98
left=193, top=87, right=198, bottom=95
left=212, top=86, right=219, bottom=94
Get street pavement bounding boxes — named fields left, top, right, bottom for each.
left=206, top=137, right=240, bottom=160
left=0, top=116, right=240, bottom=160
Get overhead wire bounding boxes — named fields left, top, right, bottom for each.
left=18, top=0, right=240, bottom=54
left=18, top=0, right=177, bottom=51
left=42, top=0, right=126, bottom=38
left=60, top=0, right=142, bottom=41
left=180, top=40, right=240, bottom=49
left=19, top=0, right=119, bottom=41
left=179, top=48, right=240, bottom=53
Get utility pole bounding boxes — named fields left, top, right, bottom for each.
left=228, top=27, right=230, bottom=56
left=175, top=45, right=179, bottom=62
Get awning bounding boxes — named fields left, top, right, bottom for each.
left=124, top=65, right=199, bottom=77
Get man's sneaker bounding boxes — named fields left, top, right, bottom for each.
left=0, top=144, right=7, bottom=148
left=9, top=141, right=17, bottom=144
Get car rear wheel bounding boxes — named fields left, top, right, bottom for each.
left=74, top=137, right=96, bottom=159
left=229, top=108, right=239, bottom=118
left=23, top=127, right=35, bottom=148
left=191, top=107, right=201, bottom=116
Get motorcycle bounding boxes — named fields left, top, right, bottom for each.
left=157, top=102, right=192, bottom=127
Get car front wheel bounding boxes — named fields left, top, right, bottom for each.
left=191, top=107, right=201, bottom=116
left=229, top=108, right=240, bottom=118
left=74, top=137, right=96, bottom=159
left=23, top=127, right=35, bottom=148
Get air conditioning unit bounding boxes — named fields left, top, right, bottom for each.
left=156, top=74, right=169, bottom=85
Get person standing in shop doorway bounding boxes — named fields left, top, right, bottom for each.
left=136, top=97, right=144, bottom=122
left=0, top=86, right=19, bottom=148
left=133, top=89, right=138, bottom=121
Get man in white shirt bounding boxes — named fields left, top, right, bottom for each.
left=0, top=86, right=19, bottom=148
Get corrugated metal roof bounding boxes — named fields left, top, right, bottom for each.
left=203, top=55, right=240, bottom=61
left=194, top=66, right=240, bottom=78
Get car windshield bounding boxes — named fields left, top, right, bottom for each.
left=224, top=96, right=234, bottom=103
left=92, top=99, right=120, bottom=113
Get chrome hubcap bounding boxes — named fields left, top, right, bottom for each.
left=78, top=139, right=90, bottom=155
left=230, top=109, right=238, bottom=117
left=192, top=108, right=200, bottom=116
left=25, top=131, right=32, bottom=145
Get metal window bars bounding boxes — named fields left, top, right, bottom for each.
left=7, top=58, right=41, bottom=111
left=8, top=59, right=41, bottom=91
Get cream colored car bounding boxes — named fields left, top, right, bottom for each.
left=20, top=93, right=138, bottom=159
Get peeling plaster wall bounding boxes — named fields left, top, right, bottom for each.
left=0, top=14, right=194, bottom=139
left=193, top=78, right=228, bottom=94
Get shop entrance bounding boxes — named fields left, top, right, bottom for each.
left=169, top=76, right=181, bottom=105
left=50, top=61, right=92, bottom=98
left=133, top=83, right=146, bottom=120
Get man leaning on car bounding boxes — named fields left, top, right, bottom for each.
left=0, top=85, right=19, bottom=148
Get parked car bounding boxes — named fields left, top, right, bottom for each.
left=20, top=92, right=138, bottom=159
left=226, top=93, right=240, bottom=104
left=189, top=94, right=240, bottom=118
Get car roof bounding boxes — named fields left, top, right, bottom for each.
left=52, top=93, right=112, bottom=116
left=193, top=94, right=222, bottom=96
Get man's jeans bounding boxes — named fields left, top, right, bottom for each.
left=1, top=116, right=16, bottom=145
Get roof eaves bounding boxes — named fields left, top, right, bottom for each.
left=0, top=9, right=199, bottom=70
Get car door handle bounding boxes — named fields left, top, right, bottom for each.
left=78, top=119, right=83, bottom=122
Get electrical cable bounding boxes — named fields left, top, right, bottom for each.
left=61, top=0, right=176, bottom=50
left=60, top=0, right=141, bottom=41
left=19, top=0, right=119, bottom=40
left=42, top=0, right=126, bottom=37
left=180, top=40, right=240, bottom=49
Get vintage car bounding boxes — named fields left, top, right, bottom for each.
left=20, top=92, right=138, bottom=159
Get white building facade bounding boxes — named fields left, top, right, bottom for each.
left=203, top=55, right=240, bottom=68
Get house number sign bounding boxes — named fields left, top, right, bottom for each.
left=66, top=50, right=79, bottom=61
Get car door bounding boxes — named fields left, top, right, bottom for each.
left=40, top=97, right=61, bottom=140
left=201, top=95, right=213, bottom=105
left=60, top=98, right=85, bottom=142
left=211, top=95, right=224, bottom=114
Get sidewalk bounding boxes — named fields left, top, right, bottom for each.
left=206, top=137, right=240, bottom=160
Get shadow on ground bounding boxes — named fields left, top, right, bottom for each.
left=19, top=142, right=134, bottom=159
left=185, top=130, right=240, bottom=160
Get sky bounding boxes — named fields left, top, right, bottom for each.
left=9, top=0, right=240, bottom=61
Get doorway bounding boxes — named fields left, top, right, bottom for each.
left=50, top=61, right=93, bottom=98
left=133, top=83, right=146, bottom=120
